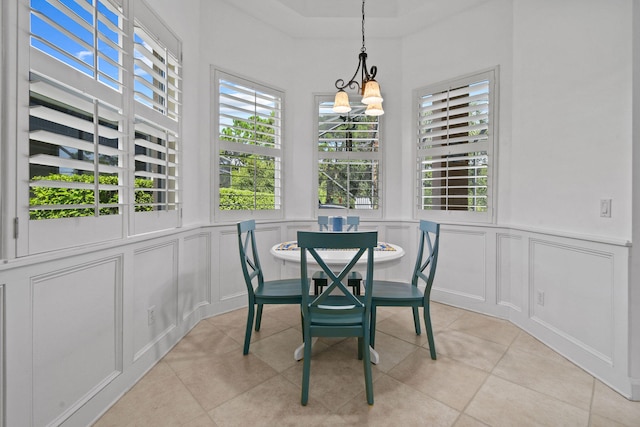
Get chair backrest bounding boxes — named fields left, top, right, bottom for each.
left=317, top=216, right=329, bottom=231
left=237, top=220, right=264, bottom=297
left=298, top=231, right=377, bottom=320
left=411, top=220, right=440, bottom=300
left=346, top=216, right=360, bottom=231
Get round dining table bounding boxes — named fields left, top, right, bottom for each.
left=270, top=240, right=404, bottom=266
left=270, top=239, right=405, bottom=364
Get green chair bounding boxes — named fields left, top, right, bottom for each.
left=317, top=215, right=330, bottom=231
left=313, top=216, right=362, bottom=295
left=370, top=220, right=440, bottom=360
left=345, top=215, right=360, bottom=231
left=237, top=220, right=302, bottom=355
left=298, top=230, right=377, bottom=406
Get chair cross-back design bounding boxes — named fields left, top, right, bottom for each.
left=237, top=220, right=301, bottom=355
left=297, top=230, right=377, bottom=405
left=370, top=220, right=440, bottom=360
left=313, top=216, right=363, bottom=294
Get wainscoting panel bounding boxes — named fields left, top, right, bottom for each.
left=379, top=224, right=415, bottom=281
left=529, top=239, right=615, bottom=362
left=497, top=233, right=524, bottom=311
left=217, top=227, right=245, bottom=303
left=257, top=225, right=285, bottom=282
left=31, top=256, right=122, bottom=427
left=181, top=233, right=211, bottom=321
left=435, top=228, right=487, bottom=301
left=0, top=285, right=4, bottom=427
left=133, top=242, right=178, bottom=360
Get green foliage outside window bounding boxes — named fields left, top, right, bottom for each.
left=219, top=114, right=279, bottom=210
left=219, top=188, right=274, bottom=210
left=30, top=174, right=153, bottom=219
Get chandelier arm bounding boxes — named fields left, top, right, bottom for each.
left=334, top=53, right=366, bottom=92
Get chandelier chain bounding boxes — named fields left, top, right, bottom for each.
left=361, top=0, right=366, bottom=53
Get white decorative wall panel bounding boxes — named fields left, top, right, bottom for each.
left=530, top=240, right=614, bottom=362
left=218, top=229, right=245, bottom=302
left=133, top=242, right=178, bottom=359
left=380, top=224, right=415, bottom=281
left=257, top=226, right=283, bottom=281
left=497, top=234, right=523, bottom=311
left=435, top=229, right=487, bottom=300
left=181, top=234, right=211, bottom=320
left=31, top=257, right=122, bottom=426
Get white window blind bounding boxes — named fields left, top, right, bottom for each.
left=316, top=97, right=380, bottom=211
left=29, top=74, right=125, bottom=219
left=133, top=24, right=181, bottom=120
left=21, top=0, right=182, bottom=254
left=28, top=0, right=125, bottom=221
left=133, top=118, right=178, bottom=212
left=415, top=69, right=495, bottom=221
left=215, top=71, right=283, bottom=214
left=133, top=20, right=181, bottom=218
left=30, top=0, right=125, bottom=91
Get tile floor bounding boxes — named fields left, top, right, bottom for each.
left=94, top=303, right=640, bottom=426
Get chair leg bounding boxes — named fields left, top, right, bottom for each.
left=255, top=303, right=264, bottom=331
left=370, top=305, right=377, bottom=348
left=423, top=304, right=437, bottom=360
left=301, top=329, right=312, bottom=405
left=412, top=306, right=421, bottom=335
left=357, top=337, right=363, bottom=360
left=243, top=303, right=255, bottom=355
left=363, top=331, right=374, bottom=405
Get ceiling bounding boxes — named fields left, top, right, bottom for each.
left=220, top=0, right=491, bottom=38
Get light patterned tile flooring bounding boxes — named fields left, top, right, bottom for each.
left=94, top=303, right=640, bottom=426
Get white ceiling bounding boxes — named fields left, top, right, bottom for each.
left=220, top=0, right=491, bottom=38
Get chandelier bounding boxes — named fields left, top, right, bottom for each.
left=332, top=0, right=384, bottom=116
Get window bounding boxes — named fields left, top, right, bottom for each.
left=415, top=69, right=496, bottom=222
left=213, top=70, right=283, bottom=219
left=18, top=0, right=182, bottom=255
left=316, top=95, right=381, bottom=214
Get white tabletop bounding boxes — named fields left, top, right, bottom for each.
left=270, top=241, right=404, bottom=266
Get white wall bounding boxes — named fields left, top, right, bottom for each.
left=510, top=0, right=632, bottom=241
left=630, top=0, right=640, bottom=389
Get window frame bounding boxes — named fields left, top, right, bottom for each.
left=313, top=93, right=383, bottom=220
left=211, top=68, right=285, bottom=222
left=414, top=68, right=498, bottom=224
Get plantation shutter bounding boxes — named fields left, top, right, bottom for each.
left=416, top=69, right=495, bottom=221
left=29, top=0, right=126, bottom=91
left=132, top=3, right=182, bottom=233
left=28, top=0, right=126, bottom=220
left=29, top=75, right=125, bottom=219
left=22, top=0, right=182, bottom=254
left=215, top=71, right=283, bottom=214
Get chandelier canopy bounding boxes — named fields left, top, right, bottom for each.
left=333, top=0, right=384, bottom=116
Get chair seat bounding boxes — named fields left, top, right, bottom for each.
left=255, top=279, right=302, bottom=300
left=372, top=280, right=424, bottom=302
left=309, top=311, right=364, bottom=327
